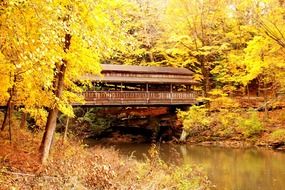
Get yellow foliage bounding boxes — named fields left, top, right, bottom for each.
left=211, top=97, right=240, bottom=110
left=0, top=0, right=134, bottom=122
left=177, top=106, right=210, bottom=133
left=0, top=53, right=12, bottom=103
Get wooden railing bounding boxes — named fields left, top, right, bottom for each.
left=82, top=91, right=199, bottom=106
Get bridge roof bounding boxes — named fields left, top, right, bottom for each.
left=83, top=64, right=198, bottom=84
left=100, top=64, right=193, bottom=75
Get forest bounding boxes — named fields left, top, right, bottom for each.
left=0, top=0, right=285, bottom=189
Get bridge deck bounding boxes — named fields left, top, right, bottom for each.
left=80, top=91, right=198, bottom=106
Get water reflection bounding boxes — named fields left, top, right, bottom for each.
left=91, top=142, right=285, bottom=190
left=175, top=146, right=285, bottom=190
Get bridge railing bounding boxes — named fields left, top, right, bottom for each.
left=82, top=91, right=199, bottom=105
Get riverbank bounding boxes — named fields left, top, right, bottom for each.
left=178, top=109, right=285, bottom=151
left=92, top=108, right=285, bottom=152
left=96, top=142, right=285, bottom=190
left=96, top=132, right=285, bottom=151
left=0, top=128, right=211, bottom=190
left=186, top=137, right=285, bottom=151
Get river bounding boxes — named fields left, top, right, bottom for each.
left=88, top=141, right=285, bottom=190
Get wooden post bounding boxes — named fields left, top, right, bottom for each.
left=170, top=83, right=173, bottom=103
left=146, top=83, right=149, bottom=104
left=120, top=82, right=123, bottom=104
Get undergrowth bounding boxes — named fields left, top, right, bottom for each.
left=237, top=111, right=264, bottom=137
left=0, top=128, right=211, bottom=190
left=178, top=104, right=265, bottom=141
left=269, top=129, right=285, bottom=143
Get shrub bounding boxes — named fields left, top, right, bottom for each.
left=214, top=110, right=242, bottom=136
left=210, top=97, right=240, bottom=110
left=269, top=129, right=285, bottom=143
left=177, top=106, right=210, bottom=132
left=238, top=111, right=263, bottom=137
left=59, top=107, right=115, bottom=138
left=134, top=144, right=211, bottom=190
left=177, top=106, right=211, bottom=141
left=217, top=110, right=239, bottom=128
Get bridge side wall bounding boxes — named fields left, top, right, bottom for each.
left=82, top=91, right=198, bottom=106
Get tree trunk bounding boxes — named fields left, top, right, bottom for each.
left=264, top=84, right=269, bottom=121
left=1, top=95, right=13, bottom=131
left=179, top=129, right=188, bottom=142
left=62, top=117, right=69, bottom=144
left=200, top=56, right=209, bottom=98
left=40, top=107, right=59, bottom=163
left=20, top=112, right=27, bottom=129
left=2, top=74, right=17, bottom=131
left=40, top=63, right=67, bottom=164
left=246, top=84, right=247, bottom=100
left=40, top=33, right=71, bottom=164
left=8, top=101, right=12, bottom=143
left=199, top=56, right=211, bottom=108
left=204, top=68, right=210, bottom=96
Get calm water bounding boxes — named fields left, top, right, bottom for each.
left=89, top=142, right=285, bottom=190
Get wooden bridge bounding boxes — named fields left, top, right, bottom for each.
left=82, top=91, right=199, bottom=106
left=78, top=64, right=200, bottom=106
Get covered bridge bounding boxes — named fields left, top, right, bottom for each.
left=80, top=64, right=200, bottom=106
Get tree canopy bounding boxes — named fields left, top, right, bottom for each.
left=1, top=0, right=285, bottom=163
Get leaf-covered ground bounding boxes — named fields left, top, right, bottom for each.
left=0, top=129, right=211, bottom=190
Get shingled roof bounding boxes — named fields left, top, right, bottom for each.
left=100, top=64, right=194, bottom=75
left=82, top=64, right=197, bottom=84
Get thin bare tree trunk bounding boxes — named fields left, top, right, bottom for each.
left=201, top=62, right=207, bottom=97
left=179, top=130, right=188, bottom=142
left=1, top=95, right=12, bottom=131
left=8, top=102, right=12, bottom=143
left=199, top=56, right=210, bottom=98
left=20, top=112, right=27, bottom=129
left=264, top=84, right=269, bottom=121
left=2, top=74, right=17, bottom=131
left=246, top=84, right=247, bottom=100
left=62, top=117, right=69, bottom=144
